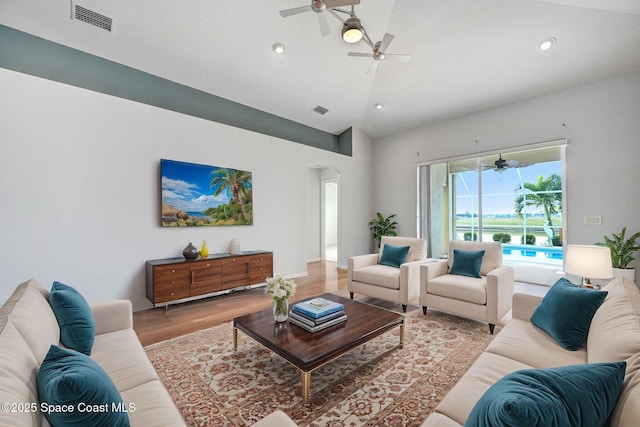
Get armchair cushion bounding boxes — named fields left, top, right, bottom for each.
left=379, top=244, right=410, bottom=268
left=531, top=278, right=607, bottom=351
left=427, top=274, right=487, bottom=305
left=449, top=249, right=485, bottom=278
left=352, top=265, right=400, bottom=290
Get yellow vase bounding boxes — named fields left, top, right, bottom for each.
left=200, top=240, right=209, bottom=258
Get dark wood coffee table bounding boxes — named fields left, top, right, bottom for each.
left=233, top=293, right=405, bottom=404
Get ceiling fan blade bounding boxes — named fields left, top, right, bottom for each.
left=348, top=52, right=372, bottom=57
left=367, top=60, right=379, bottom=74
left=506, top=160, right=533, bottom=168
left=378, top=33, right=395, bottom=52
left=385, top=54, right=411, bottom=63
left=279, top=5, right=311, bottom=17
left=325, top=0, right=360, bottom=7
left=317, top=12, right=331, bottom=36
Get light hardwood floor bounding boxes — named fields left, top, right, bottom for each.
left=133, top=261, right=349, bottom=346
left=133, top=261, right=547, bottom=346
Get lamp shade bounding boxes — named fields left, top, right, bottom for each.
left=565, top=244, right=613, bottom=279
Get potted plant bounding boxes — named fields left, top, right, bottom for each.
left=597, top=227, right=640, bottom=281
left=368, top=212, right=398, bottom=247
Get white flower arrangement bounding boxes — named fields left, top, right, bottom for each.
left=265, top=275, right=297, bottom=300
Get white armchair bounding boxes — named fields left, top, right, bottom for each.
left=419, top=240, right=514, bottom=334
left=348, top=236, right=435, bottom=312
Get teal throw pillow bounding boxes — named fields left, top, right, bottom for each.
left=37, top=345, right=130, bottom=427
left=379, top=244, right=411, bottom=268
left=49, top=281, right=96, bottom=355
left=465, top=361, right=626, bottom=427
left=449, top=249, right=485, bottom=278
left=530, top=278, right=607, bottom=351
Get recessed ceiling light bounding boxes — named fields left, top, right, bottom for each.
left=374, top=103, right=384, bottom=110
left=272, top=42, right=285, bottom=54
left=538, top=37, right=556, bottom=51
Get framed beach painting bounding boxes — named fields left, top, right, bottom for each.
left=160, top=159, right=253, bottom=226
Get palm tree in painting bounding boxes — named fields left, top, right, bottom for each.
left=210, top=168, right=252, bottom=223
left=514, top=174, right=562, bottom=228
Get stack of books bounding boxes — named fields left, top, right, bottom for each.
left=289, top=297, right=347, bottom=332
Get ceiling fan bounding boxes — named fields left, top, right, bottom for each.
left=490, top=154, right=533, bottom=171
left=347, top=33, right=411, bottom=74
left=279, top=0, right=361, bottom=36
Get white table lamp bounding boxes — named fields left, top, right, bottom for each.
left=565, top=244, right=613, bottom=288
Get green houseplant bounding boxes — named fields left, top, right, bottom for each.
left=597, top=227, right=640, bottom=269
left=368, top=212, right=398, bottom=246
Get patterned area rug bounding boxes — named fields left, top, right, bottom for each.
left=145, top=306, right=495, bottom=426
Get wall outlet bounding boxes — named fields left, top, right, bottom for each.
left=584, top=216, right=602, bottom=225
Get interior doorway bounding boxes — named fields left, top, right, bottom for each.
left=322, top=179, right=339, bottom=262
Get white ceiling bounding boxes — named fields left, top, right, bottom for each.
left=2, top=0, right=640, bottom=139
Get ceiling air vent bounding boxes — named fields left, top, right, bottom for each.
left=72, top=4, right=114, bottom=32
left=312, top=105, right=329, bottom=116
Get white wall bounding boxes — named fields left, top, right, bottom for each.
left=338, top=126, right=375, bottom=267
left=373, top=70, right=640, bottom=268
left=0, top=68, right=373, bottom=310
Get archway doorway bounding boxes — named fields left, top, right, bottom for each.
left=322, top=178, right=338, bottom=262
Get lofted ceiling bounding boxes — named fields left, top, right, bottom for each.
left=1, top=0, right=640, bottom=139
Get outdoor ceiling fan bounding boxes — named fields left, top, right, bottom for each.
left=279, top=0, right=361, bottom=36
left=347, top=32, right=411, bottom=74
left=489, top=154, right=533, bottom=172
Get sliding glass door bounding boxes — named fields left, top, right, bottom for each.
left=419, top=143, right=565, bottom=266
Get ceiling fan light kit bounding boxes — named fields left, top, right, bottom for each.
left=342, top=17, right=363, bottom=43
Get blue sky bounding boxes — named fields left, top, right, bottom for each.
left=456, top=161, right=561, bottom=215
left=161, top=159, right=238, bottom=213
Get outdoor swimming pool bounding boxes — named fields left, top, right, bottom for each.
left=502, top=244, right=563, bottom=266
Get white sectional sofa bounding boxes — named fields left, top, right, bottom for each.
left=421, top=276, right=640, bottom=426
left=0, top=279, right=186, bottom=427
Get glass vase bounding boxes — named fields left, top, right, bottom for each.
left=272, top=297, right=289, bottom=322
left=200, top=240, right=209, bottom=258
